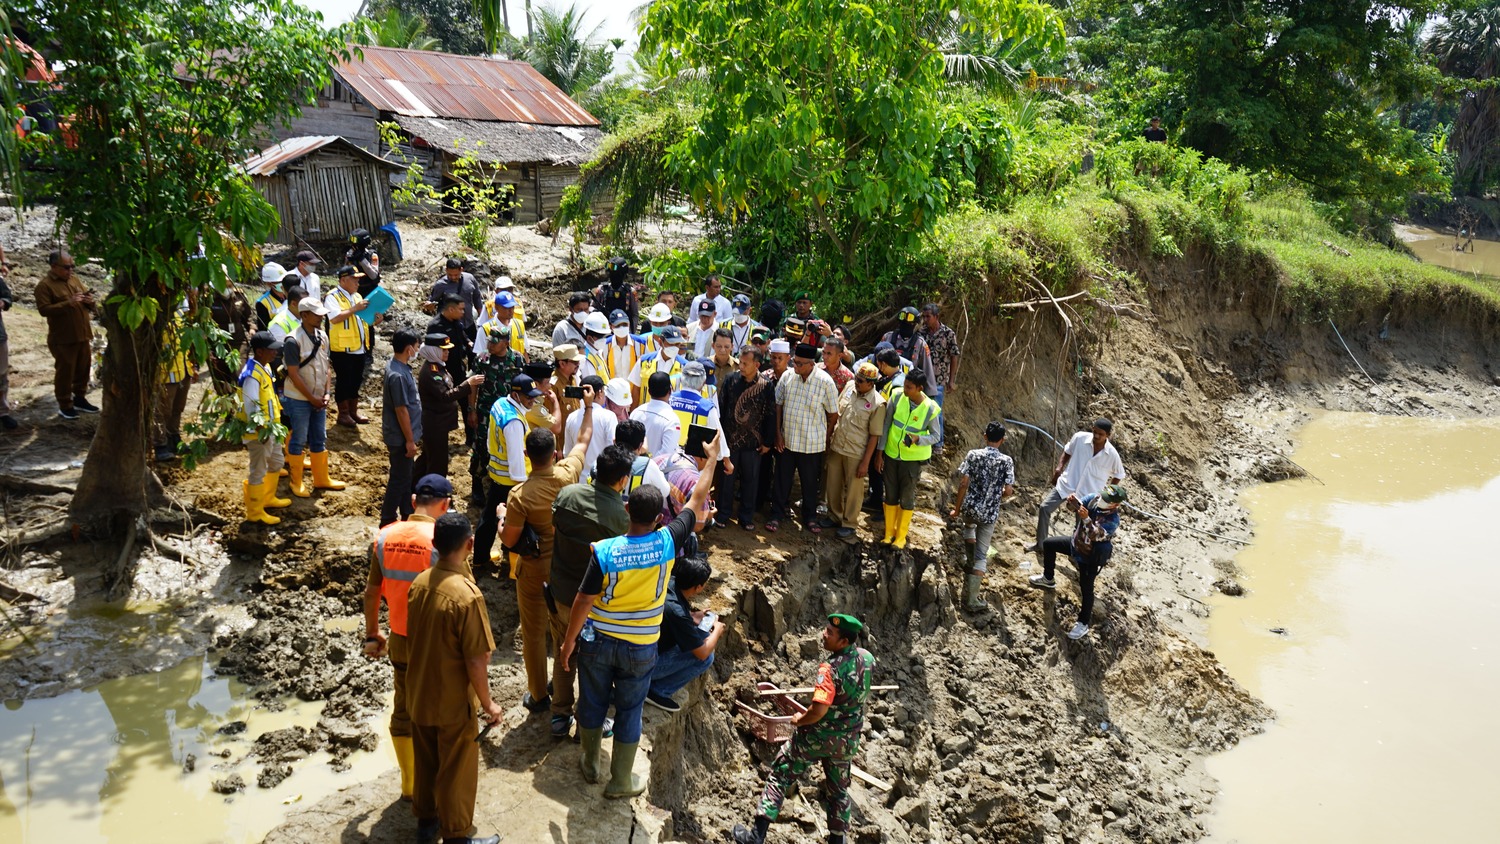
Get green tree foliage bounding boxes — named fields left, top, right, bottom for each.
left=640, top=0, right=1064, bottom=288
left=372, top=0, right=489, bottom=55
left=14, top=0, right=344, bottom=533
left=525, top=4, right=618, bottom=98
left=1427, top=6, right=1500, bottom=196
left=357, top=7, right=442, bottom=50
left=1074, top=0, right=1446, bottom=225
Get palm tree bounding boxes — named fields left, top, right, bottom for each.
left=358, top=8, right=442, bottom=51
left=1428, top=7, right=1500, bottom=196
left=524, top=4, right=617, bottom=98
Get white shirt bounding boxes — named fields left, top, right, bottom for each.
left=690, top=293, right=732, bottom=323
left=296, top=269, right=321, bottom=302
left=1054, top=431, right=1126, bottom=499
left=629, top=399, right=681, bottom=458
left=552, top=317, right=589, bottom=350
left=563, top=402, right=618, bottom=482
left=688, top=319, right=718, bottom=358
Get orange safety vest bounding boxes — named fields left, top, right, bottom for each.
left=373, top=517, right=437, bottom=637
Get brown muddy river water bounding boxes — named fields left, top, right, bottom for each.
left=0, top=645, right=390, bottom=843
left=1395, top=223, right=1500, bottom=279
left=1206, top=412, right=1500, bottom=842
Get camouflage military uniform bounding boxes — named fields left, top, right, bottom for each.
left=470, top=350, right=525, bottom=481
left=757, top=643, right=876, bottom=834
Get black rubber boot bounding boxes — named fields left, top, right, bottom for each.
left=731, top=816, right=771, bottom=844
left=416, top=817, right=439, bottom=844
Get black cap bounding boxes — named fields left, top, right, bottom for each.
left=337, top=264, right=364, bottom=279
left=510, top=373, right=543, bottom=398
left=423, top=332, right=454, bottom=349
left=414, top=474, right=454, bottom=497
left=697, top=299, right=716, bottom=314
left=294, top=250, right=320, bottom=264
left=250, top=330, right=283, bottom=351
left=794, top=343, right=818, bottom=361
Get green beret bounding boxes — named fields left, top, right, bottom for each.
left=828, top=613, right=864, bottom=637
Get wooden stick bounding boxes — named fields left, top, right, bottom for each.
left=851, top=765, right=892, bottom=792
left=757, top=685, right=899, bottom=697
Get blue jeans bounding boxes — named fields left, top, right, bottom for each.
left=576, top=632, right=656, bottom=743
left=649, top=647, right=714, bottom=698
left=282, top=397, right=327, bottom=455
left=932, top=385, right=946, bottom=447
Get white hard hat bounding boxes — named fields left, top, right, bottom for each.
left=261, top=262, right=287, bottom=284
left=604, top=377, right=635, bottom=408
left=648, top=302, right=673, bottom=323
left=496, top=275, right=515, bottom=290
left=584, top=312, right=610, bottom=335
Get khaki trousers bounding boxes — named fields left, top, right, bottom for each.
left=823, top=450, right=868, bottom=527
left=548, top=588, right=577, bottom=719
left=246, top=437, right=285, bottom=485
left=388, top=633, right=411, bottom=737
left=515, top=558, right=554, bottom=702
left=48, top=339, right=90, bottom=409
left=411, top=714, right=479, bottom=840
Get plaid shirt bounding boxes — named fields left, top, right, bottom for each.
left=775, top=366, right=840, bottom=453
left=918, top=323, right=961, bottom=386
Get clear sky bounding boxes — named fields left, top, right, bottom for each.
left=299, top=0, right=643, bottom=66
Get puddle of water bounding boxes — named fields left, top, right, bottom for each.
left=1205, top=412, right=1500, bottom=842
left=1395, top=222, right=1500, bottom=279
left=0, top=654, right=393, bottom=844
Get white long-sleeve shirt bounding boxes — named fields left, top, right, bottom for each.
left=629, top=399, right=681, bottom=458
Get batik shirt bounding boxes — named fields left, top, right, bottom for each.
left=956, top=446, right=1016, bottom=523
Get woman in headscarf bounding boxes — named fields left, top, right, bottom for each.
left=415, top=332, right=484, bottom=480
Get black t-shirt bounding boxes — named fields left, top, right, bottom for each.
left=1144, top=127, right=1167, bottom=143
left=578, top=507, right=696, bottom=595
left=659, top=578, right=710, bottom=654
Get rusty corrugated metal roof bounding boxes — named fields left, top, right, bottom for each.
left=336, top=45, right=600, bottom=127
left=244, top=135, right=403, bottom=176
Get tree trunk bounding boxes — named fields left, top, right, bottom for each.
left=69, top=276, right=168, bottom=538
left=524, top=0, right=534, bottom=43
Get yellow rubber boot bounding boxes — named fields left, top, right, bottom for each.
left=391, top=734, right=415, bottom=800
left=892, top=508, right=915, bottom=549
left=287, top=455, right=311, bottom=498
left=244, top=480, right=280, bottom=525
left=880, top=504, right=898, bottom=544
left=260, top=476, right=292, bottom=509
left=310, top=451, right=346, bottom=490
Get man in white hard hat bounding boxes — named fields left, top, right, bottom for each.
left=579, top=311, right=611, bottom=380
left=254, top=262, right=288, bottom=330
left=642, top=302, right=676, bottom=354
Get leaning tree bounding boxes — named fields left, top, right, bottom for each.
left=5, top=0, right=346, bottom=561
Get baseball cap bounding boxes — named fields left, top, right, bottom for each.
left=494, top=291, right=517, bottom=308
left=297, top=296, right=328, bottom=316
left=336, top=264, right=364, bottom=279
left=260, top=262, right=287, bottom=284
left=510, top=373, right=543, bottom=398
left=604, top=377, right=634, bottom=408
left=732, top=293, right=751, bottom=308
left=828, top=613, right=864, bottom=637
left=659, top=325, right=685, bottom=344
left=683, top=360, right=707, bottom=377
left=609, top=309, right=631, bottom=326
left=496, top=275, right=516, bottom=290
left=414, top=474, right=453, bottom=498
left=294, top=250, right=320, bottom=265
left=697, top=299, right=716, bottom=315
left=1099, top=484, right=1128, bottom=506
left=768, top=338, right=791, bottom=354
left=250, top=330, right=283, bottom=351
left=648, top=303, right=673, bottom=323
left=553, top=344, right=580, bottom=362
left=423, top=332, right=454, bottom=350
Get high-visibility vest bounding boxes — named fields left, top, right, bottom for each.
left=580, top=347, right=606, bottom=381
left=623, top=455, right=651, bottom=502
left=236, top=360, right=281, bottom=443
left=373, top=518, right=436, bottom=637
left=883, top=394, right=940, bottom=462
left=717, top=317, right=761, bottom=354
left=879, top=370, right=908, bottom=402
left=478, top=314, right=527, bottom=350
left=164, top=316, right=196, bottom=384
left=254, top=289, right=280, bottom=321
left=669, top=389, right=715, bottom=445
left=635, top=352, right=682, bottom=403
left=269, top=307, right=299, bottom=339
left=327, top=288, right=368, bottom=353
left=586, top=528, right=676, bottom=644
left=604, top=336, right=645, bottom=381
left=486, top=397, right=532, bottom=485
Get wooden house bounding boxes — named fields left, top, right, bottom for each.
left=275, top=45, right=604, bottom=224
left=245, top=135, right=404, bottom=243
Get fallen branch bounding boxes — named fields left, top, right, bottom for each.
left=851, top=765, right=892, bottom=792
left=147, top=532, right=210, bottom=572
left=996, top=291, right=1089, bottom=311
left=0, top=581, right=44, bottom=603
left=0, top=519, right=74, bottom=550
left=757, top=685, right=899, bottom=697
left=0, top=472, right=76, bottom=496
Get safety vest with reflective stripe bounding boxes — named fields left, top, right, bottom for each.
left=236, top=360, right=281, bottom=443
left=486, top=397, right=532, bottom=486
left=327, top=288, right=367, bottom=353
left=717, top=317, right=762, bottom=354
left=269, top=307, right=300, bottom=340
left=623, top=456, right=651, bottom=503
left=879, top=369, right=908, bottom=402
left=579, top=348, right=606, bottom=382
left=373, top=518, right=436, bottom=637
left=604, top=336, right=645, bottom=382
left=586, top=528, right=676, bottom=644
left=634, top=352, right=682, bottom=403
left=669, top=389, right=715, bottom=445
left=883, top=393, right=940, bottom=462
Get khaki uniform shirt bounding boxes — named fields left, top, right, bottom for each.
left=405, top=560, right=496, bottom=726
left=503, top=451, right=585, bottom=578
left=829, top=382, right=886, bottom=460
left=34, top=270, right=95, bottom=344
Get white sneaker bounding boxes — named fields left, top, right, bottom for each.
left=1066, top=622, right=1089, bottom=640
left=1028, top=574, right=1056, bottom=589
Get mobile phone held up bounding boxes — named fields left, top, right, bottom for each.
left=564, top=385, right=586, bottom=400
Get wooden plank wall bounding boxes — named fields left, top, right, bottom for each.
left=273, top=97, right=381, bottom=152
left=258, top=149, right=394, bottom=243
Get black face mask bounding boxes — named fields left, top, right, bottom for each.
left=608, top=269, right=626, bottom=285
left=896, top=322, right=915, bottom=339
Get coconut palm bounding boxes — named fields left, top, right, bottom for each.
left=358, top=7, right=442, bottom=51
left=524, top=4, right=617, bottom=98
left=1428, top=7, right=1500, bottom=196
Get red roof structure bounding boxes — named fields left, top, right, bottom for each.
left=335, top=45, right=599, bottom=128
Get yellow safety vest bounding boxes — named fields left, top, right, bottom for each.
left=883, top=394, right=940, bottom=462
left=586, top=528, right=676, bottom=644
left=635, top=353, right=682, bottom=404
left=879, top=369, right=909, bottom=402
left=486, top=398, right=532, bottom=486
left=163, top=316, right=197, bottom=384
left=269, top=308, right=300, bottom=339
left=236, top=360, right=281, bottom=443
left=604, top=337, right=644, bottom=382
left=669, top=390, right=715, bottom=445
left=327, top=288, right=367, bottom=353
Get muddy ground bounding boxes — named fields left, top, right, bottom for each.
left=3, top=208, right=1499, bottom=842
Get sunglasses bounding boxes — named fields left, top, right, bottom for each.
left=854, top=377, right=873, bottom=383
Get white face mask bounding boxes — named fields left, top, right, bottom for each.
left=662, top=346, right=680, bottom=360
left=613, top=326, right=629, bottom=339
left=591, top=335, right=609, bottom=351
left=571, top=311, right=588, bottom=325
left=733, top=313, right=749, bottom=326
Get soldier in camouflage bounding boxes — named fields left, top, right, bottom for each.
left=733, top=613, right=876, bottom=844
left=468, top=325, right=526, bottom=495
